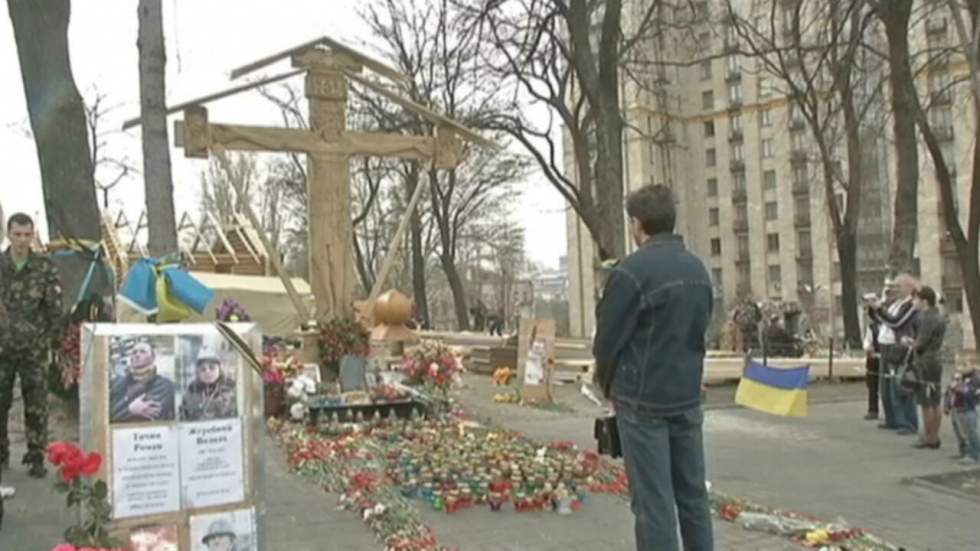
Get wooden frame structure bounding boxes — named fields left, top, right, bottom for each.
left=123, top=35, right=498, bottom=323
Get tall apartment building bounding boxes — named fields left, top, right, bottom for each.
left=566, top=1, right=969, bottom=346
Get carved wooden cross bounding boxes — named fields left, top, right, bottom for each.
left=127, top=37, right=494, bottom=320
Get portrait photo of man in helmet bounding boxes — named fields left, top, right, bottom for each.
left=177, top=336, right=239, bottom=422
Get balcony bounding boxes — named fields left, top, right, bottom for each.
left=654, top=72, right=671, bottom=87
left=926, top=17, right=948, bottom=36
left=733, top=219, right=749, bottom=233
left=723, top=39, right=739, bottom=54
left=728, top=98, right=743, bottom=112
left=931, top=90, right=952, bottom=106
left=934, top=125, right=954, bottom=142
left=790, top=149, right=808, bottom=164
left=725, top=69, right=742, bottom=84
left=797, top=248, right=813, bottom=260
left=735, top=254, right=751, bottom=266
left=792, top=180, right=809, bottom=196
left=794, top=213, right=811, bottom=227
left=728, top=129, right=744, bottom=142
left=730, top=159, right=746, bottom=173
left=789, top=118, right=806, bottom=132
left=732, top=187, right=748, bottom=203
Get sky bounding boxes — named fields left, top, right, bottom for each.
left=0, top=0, right=567, bottom=269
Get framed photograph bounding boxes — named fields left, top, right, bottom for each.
left=190, top=507, right=256, bottom=551
left=109, top=335, right=178, bottom=424
left=129, top=524, right=179, bottom=551
left=176, top=334, right=241, bottom=422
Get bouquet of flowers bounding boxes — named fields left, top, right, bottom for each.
left=52, top=322, right=82, bottom=399
left=46, top=441, right=124, bottom=550
left=400, top=340, right=462, bottom=395
left=216, top=298, right=251, bottom=322
left=318, top=316, right=369, bottom=379
left=286, top=374, right=318, bottom=420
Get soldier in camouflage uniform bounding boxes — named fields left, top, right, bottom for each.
left=0, top=213, right=63, bottom=478
left=180, top=348, right=237, bottom=421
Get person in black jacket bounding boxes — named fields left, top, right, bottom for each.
left=905, top=286, right=946, bottom=449
left=594, top=185, right=713, bottom=551
left=862, top=316, right=882, bottom=421
left=869, top=274, right=920, bottom=434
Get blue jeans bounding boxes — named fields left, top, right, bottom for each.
left=882, top=347, right=917, bottom=431
left=616, top=404, right=714, bottom=551
left=953, top=409, right=980, bottom=460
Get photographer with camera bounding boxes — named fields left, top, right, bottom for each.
left=867, top=274, right=920, bottom=435
left=593, top=185, right=714, bottom=551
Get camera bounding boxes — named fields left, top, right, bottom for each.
left=862, top=292, right=878, bottom=302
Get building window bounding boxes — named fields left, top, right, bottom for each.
left=762, top=139, right=774, bottom=158
left=704, top=120, right=715, bottom=138
left=797, top=230, right=812, bottom=256
left=728, top=83, right=742, bottom=104
left=702, top=90, right=714, bottom=110
left=767, top=233, right=780, bottom=252
left=759, top=75, right=772, bottom=98
left=733, top=172, right=747, bottom=192
left=764, top=170, right=777, bottom=190
left=793, top=165, right=807, bottom=185
left=727, top=55, right=739, bottom=73
left=795, top=196, right=811, bottom=216
left=798, top=260, right=814, bottom=286
left=768, top=265, right=782, bottom=284
left=731, top=113, right=743, bottom=131
left=711, top=238, right=722, bottom=256
left=712, top=267, right=723, bottom=287
left=706, top=148, right=716, bottom=167
left=707, top=178, right=718, bottom=196
left=735, top=205, right=748, bottom=225
left=791, top=131, right=805, bottom=150
left=765, top=201, right=778, bottom=220
left=701, top=59, right=712, bottom=80
left=737, top=235, right=750, bottom=257
left=760, top=108, right=772, bottom=127
left=732, top=143, right=744, bottom=161
left=709, top=207, right=720, bottom=226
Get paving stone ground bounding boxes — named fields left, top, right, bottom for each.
left=2, top=376, right=977, bottom=550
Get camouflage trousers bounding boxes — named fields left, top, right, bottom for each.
left=0, top=348, right=49, bottom=465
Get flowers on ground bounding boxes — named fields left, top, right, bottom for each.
left=401, top=340, right=462, bottom=393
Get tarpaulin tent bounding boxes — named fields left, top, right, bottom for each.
left=118, top=272, right=313, bottom=336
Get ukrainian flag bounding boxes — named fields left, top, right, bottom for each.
left=734, top=360, right=810, bottom=417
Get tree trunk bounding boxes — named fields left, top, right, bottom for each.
left=837, top=231, right=862, bottom=349
left=408, top=171, right=430, bottom=329
left=137, top=0, right=177, bottom=257
left=440, top=253, right=469, bottom=331
left=7, top=0, right=100, bottom=242
left=878, top=0, right=918, bottom=275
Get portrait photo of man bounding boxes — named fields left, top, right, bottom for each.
left=191, top=509, right=254, bottom=551
left=179, top=343, right=239, bottom=422
left=109, top=337, right=177, bottom=423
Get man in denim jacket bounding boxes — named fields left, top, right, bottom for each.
left=594, top=185, right=714, bottom=551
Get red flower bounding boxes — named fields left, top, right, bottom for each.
left=78, top=452, right=102, bottom=476
left=47, top=441, right=82, bottom=467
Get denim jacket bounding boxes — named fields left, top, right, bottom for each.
left=593, top=233, right=713, bottom=415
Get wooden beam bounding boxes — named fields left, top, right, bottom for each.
left=205, top=211, right=239, bottom=264
left=367, top=173, right=427, bottom=303
left=174, top=120, right=440, bottom=161
left=230, top=35, right=408, bottom=84
left=213, top=149, right=311, bottom=323
left=121, top=69, right=303, bottom=130
left=346, top=72, right=500, bottom=150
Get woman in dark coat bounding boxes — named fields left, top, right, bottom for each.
left=907, top=286, right=946, bottom=448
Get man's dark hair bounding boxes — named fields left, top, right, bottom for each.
left=916, top=285, right=937, bottom=307
left=7, top=212, right=34, bottom=232
left=625, top=185, right=676, bottom=236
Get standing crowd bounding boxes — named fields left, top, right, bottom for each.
left=863, top=274, right=980, bottom=464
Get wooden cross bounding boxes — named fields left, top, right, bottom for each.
left=124, top=36, right=495, bottom=321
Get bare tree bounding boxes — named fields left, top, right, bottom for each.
left=199, top=152, right=258, bottom=224
left=726, top=0, right=880, bottom=348
left=7, top=0, right=101, bottom=242
left=870, top=0, right=920, bottom=274
left=895, top=0, right=980, bottom=349
left=137, top=0, right=177, bottom=256
left=83, top=88, right=140, bottom=208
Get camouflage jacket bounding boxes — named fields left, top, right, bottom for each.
left=180, top=376, right=237, bottom=421
left=0, top=249, right=63, bottom=351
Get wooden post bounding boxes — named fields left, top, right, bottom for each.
left=305, top=55, right=356, bottom=320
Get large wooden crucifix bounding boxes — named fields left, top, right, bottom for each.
left=124, top=36, right=495, bottom=321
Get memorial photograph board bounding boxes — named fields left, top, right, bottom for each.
left=79, top=323, right=266, bottom=550
left=516, top=318, right=556, bottom=404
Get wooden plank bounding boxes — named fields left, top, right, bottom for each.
left=345, top=72, right=500, bottom=150
left=229, top=35, right=408, bottom=83
left=366, top=173, right=427, bottom=303
left=206, top=211, right=239, bottom=264
left=121, top=69, right=304, bottom=130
